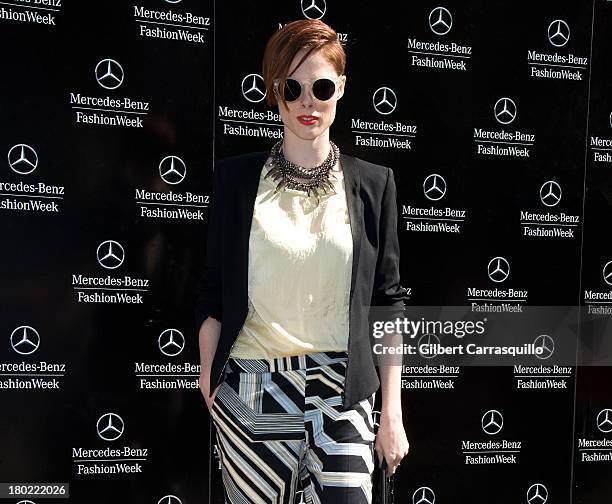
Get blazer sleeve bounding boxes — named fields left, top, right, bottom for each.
left=370, top=167, right=409, bottom=319
left=194, top=160, right=225, bottom=330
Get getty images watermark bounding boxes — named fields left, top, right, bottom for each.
left=367, top=306, right=612, bottom=367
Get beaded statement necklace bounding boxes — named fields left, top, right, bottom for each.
left=264, top=140, right=340, bottom=206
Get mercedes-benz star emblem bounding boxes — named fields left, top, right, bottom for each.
left=301, top=0, right=326, bottom=20
left=487, top=256, right=510, bottom=283
left=526, top=483, right=548, bottom=504
left=596, top=408, right=612, bottom=433
left=96, top=240, right=125, bottom=270
left=494, top=97, right=517, bottom=125
left=418, top=333, right=441, bottom=360
left=481, top=409, right=503, bottom=435
left=539, top=181, right=562, bottom=207
left=159, top=155, right=187, bottom=185
left=602, top=261, right=612, bottom=286
left=372, top=87, right=397, bottom=115
left=429, top=7, right=452, bottom=36
left=241, top=73, right=266, bottom=103
left=96, top=412, right=125, bottom=441
left=158, top=329, right=185, bottom=357
left=157, top=496, right=182, bottom=504
left=423, top=174, right=446, bottom=201
left=7, top=144, right=38, bottom=175
left=10, top=325, right=40, bottom=355
left=412, top=486, right=435, bottom=504
left=533, top=334, right=555, bottom=360
left=547, top=19, right=570, bottom=47
left=95, top=58, right=124, bottom=90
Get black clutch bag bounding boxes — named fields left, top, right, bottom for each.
left=372, top=458, right=395, bottom=504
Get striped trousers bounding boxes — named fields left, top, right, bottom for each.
left=210, top=351, right=376, bottom=504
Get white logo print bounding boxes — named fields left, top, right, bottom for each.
left=372, top=87, right=397, bottom=115
left=533, top=335, right=555, bottom=360
left=10, top=325, right=40, bottom=355
left=96, top=412, right=125, bottom=441
left=159, top=155, right=187, bottom=185
left=487, top=256, right=510, bottom=283
left=95, top=58, right=124, bottom=90
left=596, top=408, right=612, bottom=433
left=494, top=97, right=517, bottom=125
left=412, top=486, right=435, bottom=504
left=157, top=496, right=182, bottom=504
left=429, top=7, right=452, bottom=36
left=241, top=73, right=266, bottom=103
left=96, top=240, right=125, bottom=270
left=539, top=181, right=562, bottom=207
left=547, top=19, right=570, bottom=47
left=481, top=409, right=504, bottom=435
left=7, top=144, right=38, bottom=175
left=602, top=261, right=612, bottom=286
left=301, top=0, right=326, bottom=20
left=423, top=174, right=446, bottom=201
left=418, top=333, right=441, bottom=359
left=158, top=329, right=185, bottom=357
left=526, top=483, right=548, bottom=504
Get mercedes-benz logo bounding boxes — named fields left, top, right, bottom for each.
left=494, top=97, right=517, bottom=125
left=609, top=111, right=612, bottom=128
left=372, top=87, right=397, bottom=115
left=487, top=256, right=510, bottom=283
left=241, top=73, right=266, bottom=103
left=301, top=0, right=326, bottom=20
left=596, top=408, right=612, bottom=433
left=412, top=486, right=435, bottom=504
left=96, top=412, right=125, bottom=441
left=418, top=333, right=441, bottom=359
left=16, top=501, right=36, bottom=504
left=539, top=181, right=562, bottom=207
left=158, top=329, right=185, bottom=357
left=602, top=261, right=612, bottom=286
left=429, top=7, right=452, bottom=36
left=95, top=58, right=124, bottom=90
left=157, top=496, right=182, bottom=504
left=481, top=409, right=503, bottom=435
left=533, top=334, right=555, bottom=360
left=526, top=483, right=548, bottom=504
left=96, top=240, right=125, bottom=270
left=159, top=155, right=186, bottom=185
left=7, top=144, right=38, bottom=175
left=423, top=174, right=446, bottom=201
left=163, top=0, right=181, bottom=3
left=10, top=325, right=40, bottom=355
left=547, top=19, right=570, bottom=48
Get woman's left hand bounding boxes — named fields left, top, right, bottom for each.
left=374, top=409, right=409, bottom=476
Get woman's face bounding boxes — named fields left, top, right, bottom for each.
left=275, top=48, right=345, bottom=141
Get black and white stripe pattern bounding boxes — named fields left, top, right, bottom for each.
left=211, top=351, right=376, bottom=504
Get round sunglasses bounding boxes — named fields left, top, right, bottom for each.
left=273, top=75, right=344, bottom=103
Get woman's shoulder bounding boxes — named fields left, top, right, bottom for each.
left=342, top=153, right=391, bottom=187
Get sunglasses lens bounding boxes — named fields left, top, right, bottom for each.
left=284, top=78, right=302, bottom=102
left=312, top=78, right=336, bottom=101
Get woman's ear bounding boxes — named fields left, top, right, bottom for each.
left=337, top=75, right=346, bottom=101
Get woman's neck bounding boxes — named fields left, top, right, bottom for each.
left=281, top=130, right=331, bottom=169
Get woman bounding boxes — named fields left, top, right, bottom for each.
left=196, top=19, right=409, bottom=504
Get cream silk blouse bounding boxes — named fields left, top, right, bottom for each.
left=229, top=156, right=353, bottom=359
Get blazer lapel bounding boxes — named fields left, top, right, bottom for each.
left=339, top=153, right=363, bottom=306
left=236, top=150, right=363, bottom=313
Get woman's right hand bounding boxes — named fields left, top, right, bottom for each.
left=199, top=370, right=221, bottom=413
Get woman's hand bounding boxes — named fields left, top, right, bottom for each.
left=199, top=369, right=221, bottom=413
left=374, top=408, right=410, bottom=476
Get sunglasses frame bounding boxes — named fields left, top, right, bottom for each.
left=273, top=75, right=345, bottom=103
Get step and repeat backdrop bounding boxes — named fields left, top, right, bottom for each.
left=1, top=1, right=611, bottom=503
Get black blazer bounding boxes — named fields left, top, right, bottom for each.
left=194, top=150, right=408, bottom=410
